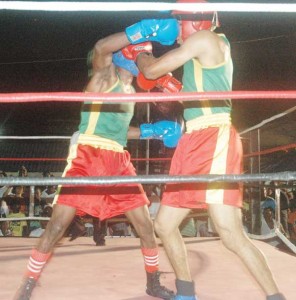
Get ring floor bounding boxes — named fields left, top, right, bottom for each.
left=1, top=237, right=295, bottom=300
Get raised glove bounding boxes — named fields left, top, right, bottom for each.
left=140, top=120, right=182, bottom=148
left=125, top=19, right=179, bottom=45
left=137, top=72, right=182, bottom=93
left=122, top=42, right=152, bottom=61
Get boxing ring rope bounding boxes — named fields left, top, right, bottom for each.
left=0, top=90, right=295, bottom=103
left=240, top=105, right=296, bottom=135
left=1, top=145, right=295, bottom=159
left=240, top=105, right=296, bottom=158
left=0, top=157, right=171, bottom=163
left=244, top=143, right=296, bottom=158
left=1, top=1, right=296, bottom=13
left=1, top=173, right=296, bottom=187
left=2, top=172, right=296, bottom=252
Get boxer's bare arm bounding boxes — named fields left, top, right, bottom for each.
left=86, top=32, right=130, bottom=92
left=92, top=32, right=130, bottom=72
left=136, top=31, right=225, bottom=80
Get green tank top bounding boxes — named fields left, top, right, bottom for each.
left=78, top=78, right=134, bottom=147
left=182, top=34, right=233, bottom=121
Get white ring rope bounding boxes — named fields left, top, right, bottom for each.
left=2, top=102, right=295, bottom=141
left=247, top=232, right=277, bottom=240
left=240, top=105, right=296, bottom=135
left=0, top=217, right=50, bottom=222
left=275, top=228, right=296, bottom=254
left=1, top=103, right=295, bottom=140
left=247, top=230, right=296, bottom=255
left=0, top=172, right=295, bottom=186
left=1, top=2, right=296, bottom=13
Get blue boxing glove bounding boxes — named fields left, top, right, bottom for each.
left=112, top=50, right=139, bottom=76
left=112, top=42, right=152, bottom=76
left=140, top=120, right=182, bottom=148
left=125, top=19, right=179, bottom=45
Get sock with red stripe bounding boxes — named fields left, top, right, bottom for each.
left=141, top=247, right=159, bottom=273
left=25, top=248, right=52, bottom=280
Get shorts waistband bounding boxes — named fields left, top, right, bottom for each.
left=186, top=113, right=231, bottom=133
left=76, top=133, right=124, bottom=152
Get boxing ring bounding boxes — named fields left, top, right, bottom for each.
left=1, top=1, right=296, bottom=300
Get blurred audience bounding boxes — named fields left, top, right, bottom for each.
left=41, top=185, right=57, bottom=205
left=7, top=200, right=28, bottom=237
left=29, top=205, right=53, bottom=238
left=145, top=185, right=161, bottom=220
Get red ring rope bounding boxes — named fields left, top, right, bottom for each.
left=1, top=142, right=296, bottom=163
left=0, top=91, right=295, bottom=103
left=0, top=157, right=172, bottom=162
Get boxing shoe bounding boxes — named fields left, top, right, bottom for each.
left=146, top=271, right=175, bottom=299
left=174, top=295, right=198, bottom=300
left=13, top=277, right=37, bottom=300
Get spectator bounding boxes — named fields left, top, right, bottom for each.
left=279, top=188, right=290, bottom=238
left=288, top=208, right=296, bottom=245
left=29, top=205, right=53, bottom=238
left=34, top=187, right=44, bottom=216
left=18, top=166, right=28, bottom=177
left=42, top=171, right=52, bottom=191
left=179, top=217, right=197, bottom=238
left=41, top=185, right=57, bottom=205
left=108, top=217, right=130, bottom=237
left=287, top=190, right=296, bottom=211
left=0, top=170, right=11, bottom=218
left=196, top=213, right=214, bottom=237
left=261, top=186, right=276, bottom=212
left=28, top=187, right=44, bottom=233
left=42, top=171, right=51, bottom=178
left=4, top=186, right=29, bottom=215
left=261, top=206, right=290, bottom=252
left=67, top=215, right=107, bottom=246
left=7, top=200, right=28, bottom=237
left=0, top=172, right=15, bottom=236
left=145, top=185, right=161, bottom=219
left=7, top=186, right=29, bottom=216
left=0, top=198, right=9, bottom=219
left=260, top=186, right=289, bottom=248
left=67, top=216, right=87, bottom=241
left=0, top=170, right=13, bottom=200
left=92, top=217, right=107, bottom=246
left=18, top=166, right=30, bottom=199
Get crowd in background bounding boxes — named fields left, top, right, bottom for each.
left=260, top=183, right=296, bottom=246
left=0, top=166, right=56, bottom=237
left=242, top=182, right=296, bottom=248
left=1, top=166, right=295, bottom=250
left=0, top=165, right=214, bottom=240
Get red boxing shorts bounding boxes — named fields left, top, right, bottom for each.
left=162, top=125, right=243, bottom=209
left=55, top=144, right=149, bottom=220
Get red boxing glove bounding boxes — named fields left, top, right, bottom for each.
left=137, top=72, right=182, bottom=93
left=122, top=42, right=152, bottom=61
left=137, top=72, right=157, bottom=90
left=156, top=73, right=182, bottom=93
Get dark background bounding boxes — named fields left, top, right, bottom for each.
left=0, top=0, right=295, bottom=172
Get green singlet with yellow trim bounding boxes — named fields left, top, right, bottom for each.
left=78, top=77, right=134, bottom=147
left=182, top=34, right=233, bottom=122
